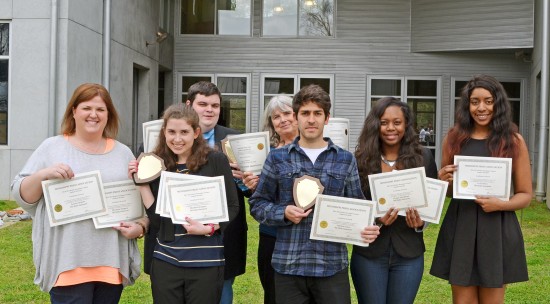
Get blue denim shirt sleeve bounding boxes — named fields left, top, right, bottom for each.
left=249, top=150, right=290, bottom=226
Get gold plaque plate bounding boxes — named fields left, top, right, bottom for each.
left=133, top=153, right=166, bottom=185
left=293, top=175, right=324, bottom=210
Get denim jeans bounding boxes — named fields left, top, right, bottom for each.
left=220, top=277, right=235, bottom=304
left=350, top=245, right=423, bottom=304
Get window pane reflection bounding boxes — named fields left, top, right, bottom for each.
left=263, top=0, right=298, bottom=36
left=299, top=0, right=334, bottom=36
left=218, top=0, right=251, bottom=35
left=265, top=78, right=295, bottom=94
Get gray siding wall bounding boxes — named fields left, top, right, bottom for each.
left=411, top=0, right=534, bottom=52
left=173, top=0, right=531, bottom=148
left=1, top=0, right=168, bottom=199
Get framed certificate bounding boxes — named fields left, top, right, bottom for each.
left=156, top=171, right=210, bottom=217
left=398, top=177, right=448, bottom=224
left=453, top=155, right=512, bottom=200
left=142, top=119, right=163, bottom=153
left=323, top=117, right=350, bottom=151
left=226, top=132, right=270, bottom=175
left=368, top=167, right=429, bottom=217
left=310, top=194, right=376, bottom=247
left=166, top=176, right=229, bottom=224
left=93, top=180, right=145, bottom=228
left=42, top=171, right=108, bottom=227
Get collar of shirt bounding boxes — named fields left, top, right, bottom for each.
left=287, top=136, right=339, bottom=155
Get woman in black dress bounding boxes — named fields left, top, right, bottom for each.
left=430, top=75, right=532, bottom=303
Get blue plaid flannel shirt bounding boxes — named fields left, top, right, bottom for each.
left=249, top=137, right=365, bottom=277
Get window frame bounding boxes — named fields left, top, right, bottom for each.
left=0, top=21, right=10, bottom=147
left=260, top=73, right=335, bottom=116
left=177, top=0, right=253, bottom=36
left=261, top=0, right=336, bottom=38
left=177, top=72, right=252, bottom=132
left=367, top=75, right=441, bottom=164
left=451, top=77, right=525, bottom=134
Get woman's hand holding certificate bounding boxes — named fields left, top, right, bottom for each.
left=41, top=171, right=108, bottom=227
left=368, top=167, right=429, bottom=217
left=453, top=155, right=512, bottom=200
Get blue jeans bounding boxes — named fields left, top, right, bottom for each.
left=49, top=282, right=123, bottom=304
left=220, top=277, right=235, bottom=304
left=350, top=245, right=423, bottom=304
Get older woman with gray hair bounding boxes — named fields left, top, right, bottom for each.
left=244, top=95, right=298, bottom=304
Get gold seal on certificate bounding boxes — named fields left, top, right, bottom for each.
left=54, top=204, right=62, bottom=212
left=133, top=153, right=166, bottom=185
left=293, top=175, right=324, bottom=210
left=220, top=138, right=238, bottom=163
left=461, top=180, right=468, bottom=188
left=257, top=143, right=264, bottom=150
left=320, top=220, right=328, bottom=228
left=378, top=198, right=386, bottom=205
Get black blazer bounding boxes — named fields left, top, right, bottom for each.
left=353, top=147, right=438, bottom=259
left=213, top=124, right=249, bottom=280
left=143, top=151, right=239, bottom=274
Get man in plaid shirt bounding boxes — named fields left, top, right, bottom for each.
left=249, top=84, right=380, bottom=304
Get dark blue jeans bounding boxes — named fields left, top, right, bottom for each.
left=49, top=282, right=123, bottom=304
left=350, top=245, right=423, bottom=304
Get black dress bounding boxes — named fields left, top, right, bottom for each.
left=430, top=138, right=528, bottom=287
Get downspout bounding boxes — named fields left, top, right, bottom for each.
left=536, top=0, right=549, bottom=204
left=102, top=0, right=111, bottom=89
left=48, top=0, right=58, bottom=136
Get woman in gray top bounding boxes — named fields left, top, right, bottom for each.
left=11, top=83, right=146, bottom=303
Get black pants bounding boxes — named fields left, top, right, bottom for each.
left=150, top=258, right=224, bottom=304
left=49, top=282, right=123, bottom=304
left=258, top=233, right=276, bottom=304
left=274, top=268, right=351, bottom=304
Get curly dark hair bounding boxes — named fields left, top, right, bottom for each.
left=355, top=97, right=423, bottom=194
left=292, top=84, right=331, bottom=117
left=444, top=74, right=519, bottom=164
left=153, top=104, right=211, bottom=172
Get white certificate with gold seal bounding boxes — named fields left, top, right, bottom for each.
left=142, top=119, right=163, bottom=153
left=42, top=171, right=108, bottom=227
left=323, top=117, right=350, bottom=151
left=398, top=177, right=448, bottom=224
left=368, top=167, right=429, bottom=217
left=93, top=180, right=145, bottom=229
left=156, top=171, right=210, bottom=217
left=453, top=155, right=512, bottom=200
left=310, top=194, right=376, bottom=247
left=166, top=176, right=229, bottom=225
left=226, top=131, right=270, bottom=175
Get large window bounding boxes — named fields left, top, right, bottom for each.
left=260, top=74, right=333, bottom=110
left=0, top=23, right=9, bottom=145
left=179, top=74, right=250, bottom=132
left=180, top=0, right=251, bottom=35
left=367, top=76, right=440, bottom=158
left=453, top=79, right=523, bottom=129
left=263, top=0, right=334, bottom=37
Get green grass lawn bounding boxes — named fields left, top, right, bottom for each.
left=1, top=200, right=549, bottom=303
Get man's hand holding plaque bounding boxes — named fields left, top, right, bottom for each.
left=133, top=153, right=166, bottom=185
left=293, top=175, right=325, bottom=210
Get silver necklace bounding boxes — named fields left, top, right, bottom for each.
left=381, top=155, right=396, bottom=167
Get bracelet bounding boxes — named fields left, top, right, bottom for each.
left=135, top=221, right=147, bottom=239
left=205, top=223, right=215, bottom=237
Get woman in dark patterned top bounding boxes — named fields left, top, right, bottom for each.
left=352, top=97, right=437, bottom=304
left=129, top=104, right=239, bottom=303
